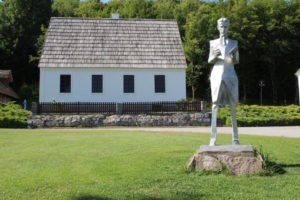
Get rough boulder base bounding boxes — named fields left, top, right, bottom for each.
left=187, top=145, right=263, bottom=176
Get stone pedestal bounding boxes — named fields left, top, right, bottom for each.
left=187, top=145, right=263, bottom=176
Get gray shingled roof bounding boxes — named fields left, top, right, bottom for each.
left=39, top=17, right=187, bottom=69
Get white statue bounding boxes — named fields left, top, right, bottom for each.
left=208, top=18, right=240, bottom=146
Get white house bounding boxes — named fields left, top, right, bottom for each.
left=39, top=17, right=187, bottom=103
left=296, top=68, right=300, bottom=105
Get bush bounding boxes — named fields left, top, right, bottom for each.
left=218, top=105, right=300, bottom=127
left=0, top=102, right=31, bottom=128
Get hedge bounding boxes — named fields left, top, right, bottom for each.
left=218, top=105, right=300, bottom=127
left=0, top=102, right=31, bottom=128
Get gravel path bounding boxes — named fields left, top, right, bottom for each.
left=95, top=126, right=300, bottom=138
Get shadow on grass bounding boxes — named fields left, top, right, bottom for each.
left=72, top=195, right=115, bottom=200
left=256, top=147, right=291, bottom=176
left=278, top=163, right=300, bottom=168
left=136, top=196, right=165, bottom=200
left=134, top=193, right=205, bottom=200
left=264, top=163, right=300, bottom=175
left=71, top=194, right=166, bottom=200
left=262, top=160, right=287, bottom=175
left=72, top=193, right=205, bottom=200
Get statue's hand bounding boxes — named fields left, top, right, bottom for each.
left=213, top=48, right=221, bottom=57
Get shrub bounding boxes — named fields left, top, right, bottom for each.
left=0, top=102, right=31, bottom=128
left=218, top=105, right=300, bottom=127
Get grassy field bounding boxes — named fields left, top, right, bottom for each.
left=0, top=129, right=299, bottom=200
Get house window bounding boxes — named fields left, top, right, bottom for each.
left=92, top=75, right=103, bottom=93
left=60, top=75, right=71, bottom=93
left=124, top=75, right=134, bottom=93
left=155, top=75, right=165, bottom=93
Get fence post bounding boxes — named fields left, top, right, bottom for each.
left=31, top=102, right=38, bottom=115
left=201, top=101, right=207, bottom=112
left=116, top=103, right=123, bottom=115
left=77, top=102, right=80, bottom=114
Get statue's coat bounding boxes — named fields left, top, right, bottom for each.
left=208, top=38, right=239, bottom=106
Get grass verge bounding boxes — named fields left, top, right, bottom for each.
left=0, top=129, right=299, bottom=200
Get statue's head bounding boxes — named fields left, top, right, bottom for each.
left=217, top=18, right=230, bottom=37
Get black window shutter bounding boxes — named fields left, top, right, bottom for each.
left=124, top=75, right=134, bottom=93
left=92, top=75, right=103, bottom=93
left=60, top=75, right=71, bottom=93
left=155, top=75, right=165, bottom=93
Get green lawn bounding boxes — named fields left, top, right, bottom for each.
left=0, top=129, right=299, bottom=200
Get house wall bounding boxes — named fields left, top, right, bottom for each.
left=39, top=67, right=186, bottom=102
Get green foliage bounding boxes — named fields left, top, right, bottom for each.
left=0, top=0, right=52, bottom=85
left=121, top=0, right=155, bottom=19
left=52, top=0, right=79, bottom=17
left=18, top=83, right=39, bottom=102
left=98, top=0, right=124, bottom=18
left=29, top=25, right=47, bottom=63
left=186, top=64, right=204, bottom=101
left=74, top=0, right=104, bottom=18
left=218, top=105, right=300, bottom=126
left=0, top=102, right=31, bottom=128
left=153, top=0, right=177, bottom=19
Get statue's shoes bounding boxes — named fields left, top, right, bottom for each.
left=233, top=140, right=240, bottom=145
left=209, top=139, right=216, bottom=146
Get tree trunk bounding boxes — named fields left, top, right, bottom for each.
left=192, top=85, right=196, bottom=101
left=243, top=83, right=247, bottom=103
left=271, top=79, right=278, bottom=105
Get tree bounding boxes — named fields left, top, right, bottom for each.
left=248, top=0, right=300, bottom=104
left=174, top=0, right=201, bottom=35
left=99, top=0, right=125, bottom=18
left=186, top=64, right=203, bottom=101
left=153, top=0, right=179, bottom=19
left=0, top=0, right=52, bottom=88
left=121, top=0, right=154, bottom=19
left=183, top=3, right=218, bottom=100
left=75, top=0, right=104, bottom=18
left=52, top=0, right=79, bottom=17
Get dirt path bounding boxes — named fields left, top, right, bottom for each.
left=93, top=126, right=300, bottom=138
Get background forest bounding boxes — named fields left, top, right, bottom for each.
left=0, top=0, right=299, bottom=105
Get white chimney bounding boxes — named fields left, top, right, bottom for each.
left=112, top=13, right=120, bottom=19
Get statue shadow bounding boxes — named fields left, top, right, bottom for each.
left=71, top=193, right=205, bottom=200
left=278, top=163, right=300, bottom=168
left=71, top=195, right=114, bottom=200
left=263, top=161, right=300, bottom=175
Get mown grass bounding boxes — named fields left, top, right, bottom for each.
left=0, top=129, right=299, bottom=200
